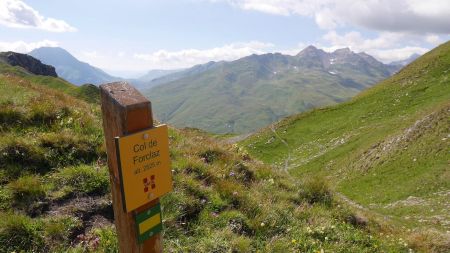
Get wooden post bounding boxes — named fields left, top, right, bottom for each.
left=100, top=82, right=162, bottom=253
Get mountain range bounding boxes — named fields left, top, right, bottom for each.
left=3, top=47, right=415, bottom=135
left=144, top=46, right=402, bottom=134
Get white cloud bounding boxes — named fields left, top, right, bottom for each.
left=133, top=41, right=274, bottom=69
left=219, top=0, right=321, bottom=16
left=72, top=35, right=436, bottom=74
left=216, top=0, right=450, bottom=34
left=369, top=47, right=429, bottom=63
left=0, top=39, right=59, bottom=53
left=80, top=51, right=99, bottom=59
left=211, top=0, right=449, bottom=63
left=0, top=0, right=76, bottom=32
left=425, top=34, right=443, bottom=45
left=72, top=41, right=275, bottom=73
left=314, top=8, right=338, bottom=30
left=278, top=42, right=308, bottom=55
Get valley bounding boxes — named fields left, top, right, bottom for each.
left=240, top=41, right=450, bottom=248
left=0, top=60, right=411, bottom=252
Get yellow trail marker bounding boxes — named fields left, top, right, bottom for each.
left=135, top=203, right=163, bottom=244
left=115, top=124, right=173, bottom=212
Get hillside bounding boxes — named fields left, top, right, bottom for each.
left=29, top=47, right=120, bottom=86
left=145, top=46, right=400, bottom=134
left=137, top=69, right=183, bottom=83
left=240, top=41, right=450, bottom=249
left=0, top=68, right=413, bottom=252
left=0, top=57, right=99, bottom=104
left=144, top=61, right=225, bottom=88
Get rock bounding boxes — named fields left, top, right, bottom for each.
left=0, top=51, right=58, bottom=77
left=346, top=213, right=368, bottom=227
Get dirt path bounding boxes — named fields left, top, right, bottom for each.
left=224, top=133, right=252, bottom=144
left=270, top=124, right=291, bottom=171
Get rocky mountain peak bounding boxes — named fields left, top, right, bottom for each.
left=0, top=51, right=57, bottom=77
left=297, top=45, right=324, bottom=57
left=333, top=47, right=352, bottom=55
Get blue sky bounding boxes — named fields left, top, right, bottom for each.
left=1, top=0, right=449, bottom=77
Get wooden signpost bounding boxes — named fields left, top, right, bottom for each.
left=100, top=82, right=172, bottom=253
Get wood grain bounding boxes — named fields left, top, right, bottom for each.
left=100, top=82, right=162, bottom=253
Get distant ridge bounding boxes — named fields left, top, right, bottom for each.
left=143, top=61, right=225, bottom=88
left=29, top=47, right=121, bottom=85
left=389, top=53, right=421, bottom=66
left=145, top=46, right=402, bottom=134
left=137, top=69, right=183, bottom=83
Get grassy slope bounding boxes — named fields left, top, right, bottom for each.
left=241, top=41, right=450, bottom=242
left=0, top=72, right=412, bottom=252
left=0, top=62, right=100, bottom=103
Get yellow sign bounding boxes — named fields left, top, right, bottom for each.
left=115, top=124, right=172, bottom=212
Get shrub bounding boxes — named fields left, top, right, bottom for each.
left=0, top=187, right=12, bottom=210
left=407, top=229, right=450, bottom=252
left=40, top=132, right=101, bottom=167
left=9, top=175, right=47, bottom=211
left=199, top=148, right=225, bottom=163
left=44, top=216, right=82, bottom=249
left=176, top=196, right=203, bottom=226
left=181, top=158, right=214, bottom=182
left=216, top=180, right=245, bottom=208
left=215, top=210, right=254, bottom=236
left=231, top=162, right=255, bottom=184
left=92, top=226, right=119, bottom=253
left=67, top=226, right=118, bottom=253
left=51, top=165, right=109, bottom=196
left=208, top=192, right=229, bottom=212
left=0, top=107, right=24, bottom=128
left=28, top=102, right=64, bottom=126
left=230, top=236, right=253, bottom=252
left=0, top=212, right=46, bottom=252
left=0, top=139, right=51, bottom=176
left=298, top=176, right=333, bottom=206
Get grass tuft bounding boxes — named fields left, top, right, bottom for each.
left=0, top=212, right=46, bottom=252
left=40, top=132, right=101, bottom=167
left=298, top=176, right=333, bottom=206
left=51, top=165, right=110, bottom=196
left=0, top=138, right=51, bottom=177
left=8, top=175, right=47, bottom=214
left=199, top=148, right=226, bottom=163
